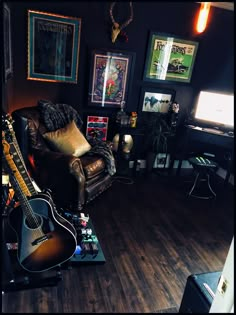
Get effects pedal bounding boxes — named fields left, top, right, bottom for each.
left=90, top=243, right=99, bottom=256
left=81, top=242, right=91, bottom=255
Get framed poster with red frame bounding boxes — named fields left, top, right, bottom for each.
left=86, top=116, right=109, bottom=141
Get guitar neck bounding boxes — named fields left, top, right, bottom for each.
left=4, top=114, right=38, bottom=196
left=3, top=146, right=32, bottom=197
left=9, top=140, right=37, bottom=196
left=3, top=140, right=42, bottom=229
left=2, top=138, right=40, bottom=222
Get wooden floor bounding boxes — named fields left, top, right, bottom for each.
left=2, top=169, right=234, bottom=313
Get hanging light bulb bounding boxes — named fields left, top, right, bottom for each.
left=196, top=2, right=211, bottom=33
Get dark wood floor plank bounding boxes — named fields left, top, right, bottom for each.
left=2, top=172, right=233, bottom=313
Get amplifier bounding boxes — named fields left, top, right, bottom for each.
left=179, top=271, right=221, bottom=313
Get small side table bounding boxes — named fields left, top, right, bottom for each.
left=114, top=125, right=145, bottom=176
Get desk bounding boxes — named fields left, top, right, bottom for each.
left=176, top=125, right=234, bottom=184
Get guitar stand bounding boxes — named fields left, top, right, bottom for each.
left=2, top=266, right=62, bottom=293
left=2, top=236, right=63, bottom=293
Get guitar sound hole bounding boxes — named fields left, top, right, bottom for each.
left=25, top=214, right=42, bottom=229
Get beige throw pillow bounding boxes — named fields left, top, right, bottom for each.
left=43, top=120, right=91, bottom=157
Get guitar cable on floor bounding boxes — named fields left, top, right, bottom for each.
left=112, top=175, right=134, bottom=185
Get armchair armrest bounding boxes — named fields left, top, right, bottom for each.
left=33, top=149, right=82, bottom=171
left=32, top=149, right=86, bottom=211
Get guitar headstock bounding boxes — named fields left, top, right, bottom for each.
left=2, top=113, right=15, bottom=144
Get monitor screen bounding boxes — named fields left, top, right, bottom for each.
left=194, top=91, right=234, bottom=129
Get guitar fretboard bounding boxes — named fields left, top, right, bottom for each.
left=3, top=113, right=38, bottom=196
left=10, top=144, right=36, bottom=196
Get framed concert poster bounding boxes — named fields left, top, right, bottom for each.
left=27, top=10, right=81, bottom=83
left=86, top=116, right=109, bottom=141
left=88, top=50, right=135, bottom=108
left=143, top=32, right=198, bottom=83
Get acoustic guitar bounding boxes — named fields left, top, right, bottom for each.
left=2, top=114, right=77, bottom=273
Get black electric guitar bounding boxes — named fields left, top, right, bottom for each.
left=2, top=114, right=77, bottom=273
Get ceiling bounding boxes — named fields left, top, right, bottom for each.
left=196, top=2, right=234, bottom=11
left=211, top=2, right=234, bottom=10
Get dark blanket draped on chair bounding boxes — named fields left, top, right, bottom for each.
left=37, top=100, right=116, bottom=176
left=38, top=99, right=83, bottom=131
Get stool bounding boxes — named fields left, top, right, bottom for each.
left=188, top=156, right=218, bottom=199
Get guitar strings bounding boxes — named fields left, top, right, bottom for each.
left=8, top=125, right=47, bottom=236
left=9, top=173, right=44, bottom=238
left=7, top=117, right=37, bottom=195
left=12, top=142, right=36, bottom=195
left=3, top=118, right=44, bottom=240
left=2, top=155, right=44, bottom=239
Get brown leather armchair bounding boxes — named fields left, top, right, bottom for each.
left=11, top=105, right=115, bottom=212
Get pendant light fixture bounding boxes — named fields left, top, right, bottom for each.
left=196, top=2, right=211, bottom=33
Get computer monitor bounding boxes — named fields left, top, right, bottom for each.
left=194, top=91, right=234, bottom=131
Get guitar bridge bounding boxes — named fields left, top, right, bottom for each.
left=32, top=234, right=52, bottom=246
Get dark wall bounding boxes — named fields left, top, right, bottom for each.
left=4, top=1, right=234, bottom=131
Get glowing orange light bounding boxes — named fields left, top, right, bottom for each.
left=196, top=2, right=211, bottom=33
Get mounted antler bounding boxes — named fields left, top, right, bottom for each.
left=109, top=2, right=133, bottom=43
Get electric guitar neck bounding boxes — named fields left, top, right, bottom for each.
left=2, top=113, right=39, bottom=196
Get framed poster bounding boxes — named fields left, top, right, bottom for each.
left=3, top=3, right=13, bottom=81
left=143, top=32, right=198, bottom=83
left=88, top=50, right=135, bottom=108
left=139, top=87, right=175, bottom=113
left=86, top=116, right=109, bottom=141
left=27, top=10, right=81, bottom=83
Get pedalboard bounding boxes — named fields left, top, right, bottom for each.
left=59, top=209, right=103, bottom=262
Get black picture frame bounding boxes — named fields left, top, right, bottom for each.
left=143, top=31, right=199, bottom=84
left=88, top=49, right=136, bottom=108
left=139, top=86, right=176, bottom=113
left=3, top=3, right=13, bottom=82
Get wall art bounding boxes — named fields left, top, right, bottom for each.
left=139, top=87, right=175, bottom=113
left=88, top=50, right=135, bottom=108
left=143, top=32, right=198, bottom=83
left=28, top=10, right=81, bottom=83
left=86, top=116, right=109, bottom=141
left=3, top=3, right=13, bottom=81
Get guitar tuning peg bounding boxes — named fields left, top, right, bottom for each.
left=43, top=188, right=52, bottom=196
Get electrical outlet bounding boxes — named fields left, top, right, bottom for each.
left=217, top=275, right=228, bottom=295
